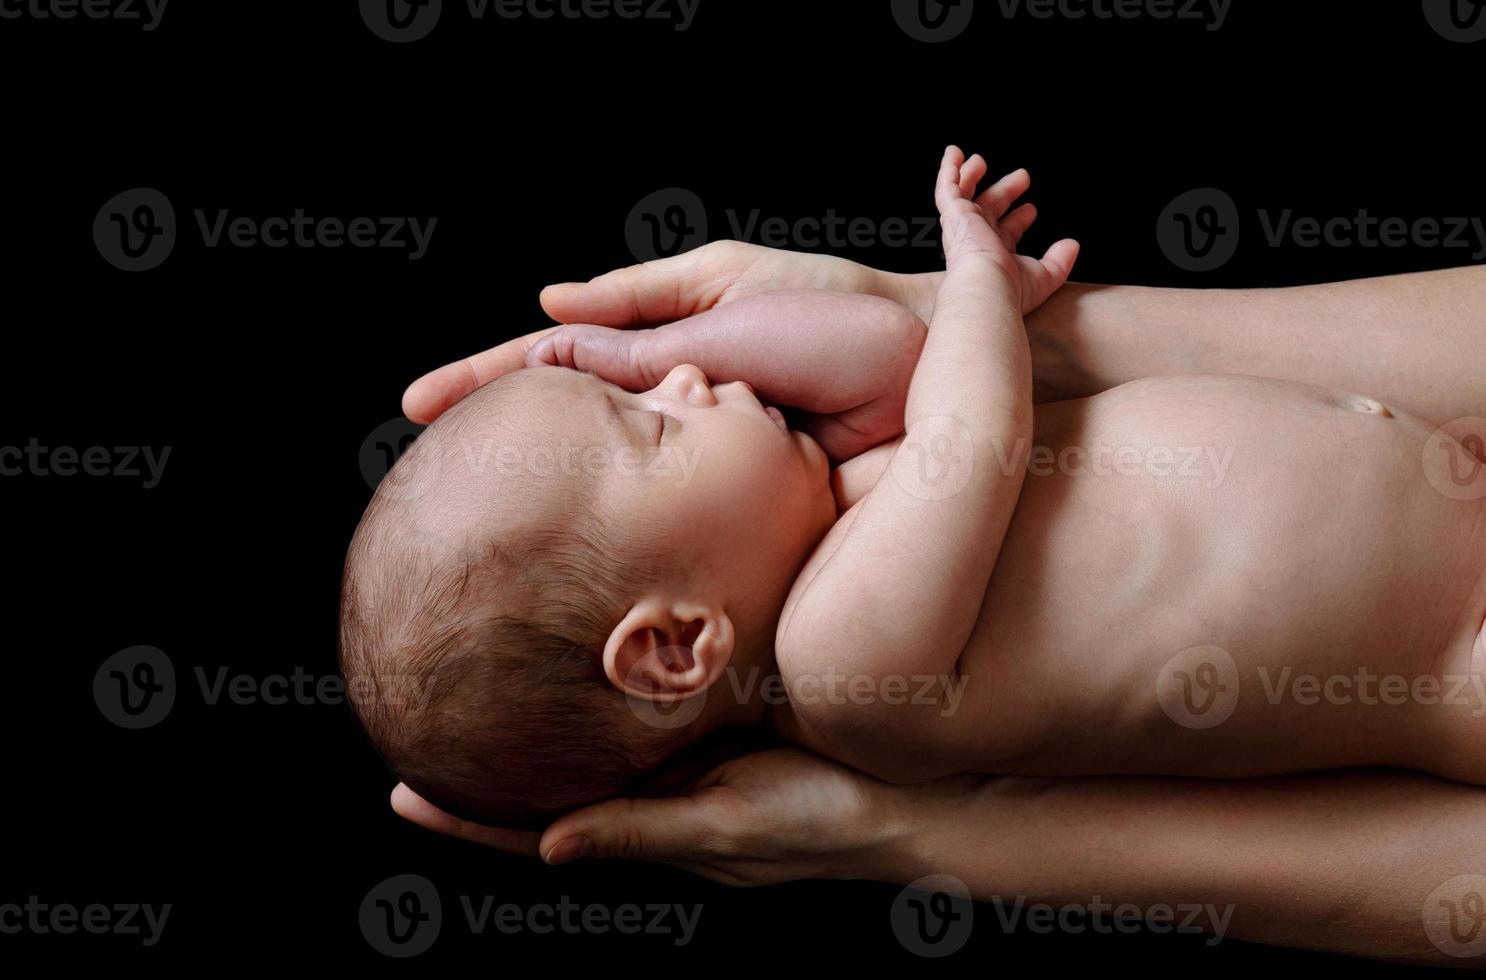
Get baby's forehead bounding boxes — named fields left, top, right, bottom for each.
left=395, top=368, right=611, bottom=540
left=474, top=365, right=606, bottom=412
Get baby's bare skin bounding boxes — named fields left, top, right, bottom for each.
left=483, top=160, right=1486, bottom=791
left=775, top=150, right=1486, bottom=787
left=996, top=375, right=1482, bottom=779
left=779, top=372, right=1486, bottom=785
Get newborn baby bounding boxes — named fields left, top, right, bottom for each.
left=341, top=149, right=1486, bottom=825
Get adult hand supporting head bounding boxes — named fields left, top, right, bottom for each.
left=390, top=748, right=962, bottom=887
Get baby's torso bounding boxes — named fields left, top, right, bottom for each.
left=784, top=373, right=1486, bottom=783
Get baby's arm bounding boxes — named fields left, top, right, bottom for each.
left=776, top=148, right=1044, bottom=779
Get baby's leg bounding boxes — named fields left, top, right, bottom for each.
left=1027, top=266, right=1486, bottom=429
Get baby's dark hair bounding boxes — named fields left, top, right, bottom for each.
left=338, top=376, right=695, bottom=825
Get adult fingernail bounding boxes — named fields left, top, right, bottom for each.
left=545, top=836, right=594, bottom=865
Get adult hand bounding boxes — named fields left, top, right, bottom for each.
left=391, top=747, right=950, bottom=886
left=404, top=172, right=1074, bottom=424
left=402, top=242, right=907, bottom=424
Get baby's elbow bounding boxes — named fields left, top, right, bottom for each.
left=786, top=692, right=958, bottom=785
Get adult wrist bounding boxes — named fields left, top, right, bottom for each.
left=847, top=776, right=995, bottom=886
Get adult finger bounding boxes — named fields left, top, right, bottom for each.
left=539, top=243, right=748, bottom=327
left=538, top=795, right=717, bottom=866
left=401, top=326, right=558, bottom=424
left=390, top=783, right=542, bottom=857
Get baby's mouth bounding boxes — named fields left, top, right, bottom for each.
left=764, top=405, right=788, bottom=433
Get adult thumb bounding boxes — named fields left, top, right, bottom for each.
left=540, top=795, right=713, bottom=865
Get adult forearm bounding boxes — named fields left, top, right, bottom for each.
left=1024, top=267, right=1486, bottom=423
left=873, top=769, right=1486, bottom=966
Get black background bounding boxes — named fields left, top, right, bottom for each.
left=1, top=0, right=1478, bottom=971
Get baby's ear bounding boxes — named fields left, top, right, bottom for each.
left=602, top=598, right=734, bottom=702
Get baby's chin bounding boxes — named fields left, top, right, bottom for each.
left=791, top=427, right=831, bottom=480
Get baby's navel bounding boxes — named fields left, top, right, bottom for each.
left=1344, top=395, right=1393, bottom=418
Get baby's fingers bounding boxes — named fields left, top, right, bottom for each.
left=1039, top=238, right=1081, bottom=286
left=959, top=153, right=989, bottom=199
left=936, top=146, right=1006, bottom=264
left=1001, top=202, right=1038, bottom=246
left=935, top=145, right=970, bottom=213
left=1017, top=238, right=1081, bottom=313
left=976, top=168, right=1031, bottom=221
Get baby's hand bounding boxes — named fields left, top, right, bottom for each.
left=936, top=146, right=1079, bottom=314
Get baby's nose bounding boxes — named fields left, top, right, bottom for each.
left=655, top=364, right=715, bottom=405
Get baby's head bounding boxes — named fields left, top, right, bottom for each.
left=340, top=364, right=834, bottom=825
